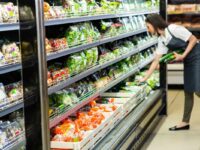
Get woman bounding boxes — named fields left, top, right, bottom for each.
left=140, top=14, right=200, bottom=131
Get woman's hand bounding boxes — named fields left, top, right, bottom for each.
left=138, top=76, right=148, bottom=83
left=173, top=52, right=185, bottom=61
left=139, top=78, right=147, bottom=83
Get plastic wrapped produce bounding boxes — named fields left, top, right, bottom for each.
left=0, top=119, right=23, bottom=149
left=5, top=82, right=23, bottom=102
left=43, top=2, right=57, bottom=19
left=45, top=38, right=53, bottom=53
left=63, top=0, right=81, bottom=16
left=1, top=2, right=17, bottom=23
left=1, top=42, right=20, bottom=64
left=92, top=47, right=98, bottom=65
left=65, top=25, right=81, bottom=46
left=54, top=91, right=73, bottom=106
left=52, top=6, right=66, bottom=18
left=122, top=18, right=133, bottom=32
left=66, top=53, right=85, bottom=75
left=87, top=0, right=101, bottom=14
left=85, top=49, right=95, bottom=67
left=78, top=0, right=88, bottom=15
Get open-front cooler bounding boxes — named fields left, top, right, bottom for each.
left=1, top=0, right=168, bottom=149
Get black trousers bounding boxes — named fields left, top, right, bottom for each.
left=182, top=91, right=200, bottom=123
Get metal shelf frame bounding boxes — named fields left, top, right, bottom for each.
left=0, top=100, right=23, bottom=117
left=45, top=10, right=159, bottom=26
left=46, top=28, right=147, bottom=61
left=0, top=23, right=19, bottom=32
left=0, top=63, right=22, bottom=74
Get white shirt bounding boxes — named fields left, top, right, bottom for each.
left=156, top=24, right=192, bottom=55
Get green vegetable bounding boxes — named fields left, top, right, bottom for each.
left=65, top=26, right=80, bottom=46
left=85, top=49, right=94, bottom=67
left=159, top=49, right=184, bottom=63
left=55, top=91, right=72, bottom=106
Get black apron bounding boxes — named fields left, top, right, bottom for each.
left=166, top=28, right=200, bottom=92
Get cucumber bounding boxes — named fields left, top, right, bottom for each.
left=159, top=53, right=173, bottom=63
left=160, top=49, right=184, bottom=63
left=164, top=55, right=175, bottom=63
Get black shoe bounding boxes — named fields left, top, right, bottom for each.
left=169, top=125, right=190, bottom=131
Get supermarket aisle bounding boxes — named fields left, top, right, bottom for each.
left=142, top=90, right=200, bottom=150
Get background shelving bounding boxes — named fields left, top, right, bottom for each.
left=166, top=0, right=200, bottom=85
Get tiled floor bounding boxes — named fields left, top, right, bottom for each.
left=142, top=90, right=200, bottom=150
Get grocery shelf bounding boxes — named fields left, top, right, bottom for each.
left=46, top=28, right=147, bottom=61
left=0, top=63, right=22, bottom=74
left=47, top=40, right=99, bottom=61
left=3, top=132, right=25, bottom=150
left=49, top=92, right=99, bottom=128
left=48, top=48, right=138, bottom=95
left=0, top=100, right=24, bottom=117
left=138, top=39, right=158, bottom=52
left=0, top=23, right=19, bottom=32
left=49, top=57, right=154, bottom=128
left=45, top=10, right=159, bottom=26
left=49, top=66, right=139, bottom=128
left=94, top=89, right=162, bottom=149
left=99, top=29, right=147, bottom=45
left=48, top=39, right=158, bottom=95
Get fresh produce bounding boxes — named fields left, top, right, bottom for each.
left=48, top=37, right=68, bottom=52
left=0, top=2, right=18, bottom=23
left=84, top=47, right=98, bottom=67
left=64, top=0, right=81, bottom=15
left=135, top=70, right=159, bottom=90
left=99, top=0, right=121, bottom=13
left=43, top=2, right=57, bottom=19
left=159, top=49, right=184, bottom=63
left=99, top=20, right=117, bottom=37
left=50, top=91, right=73, bottom=107
left=87, top=0, right=102, bottom=14
left=122, top=17, right=133, bottom=31
left=0, top=82, right=23, bottom=109
left=0, top=41, right=20, bottom=65
left=51, top=100, right=118, bottom=143
left=98, top=46, right=115, bottom=64
left=65, top=52, right=86, bottom=75
left=65, top=25, right=81, bottom=46
left=48, top=63, right=70, bottom=85
left=0, top=115, right=24, bottom=149
left=65, top=23, right=100, bottom=46
left=45, top=38, right=53, bottom=53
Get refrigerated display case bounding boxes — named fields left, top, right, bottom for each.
left=0, top=1, right=25, bottom=149
left=1, top=0, right=167, bottom=149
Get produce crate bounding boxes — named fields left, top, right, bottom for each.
left=92, top=104, right=123, bottom=146
left=51, top=104, right=122, bottom=150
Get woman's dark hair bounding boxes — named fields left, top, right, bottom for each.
left=145, top=14, right=168, bottom=35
